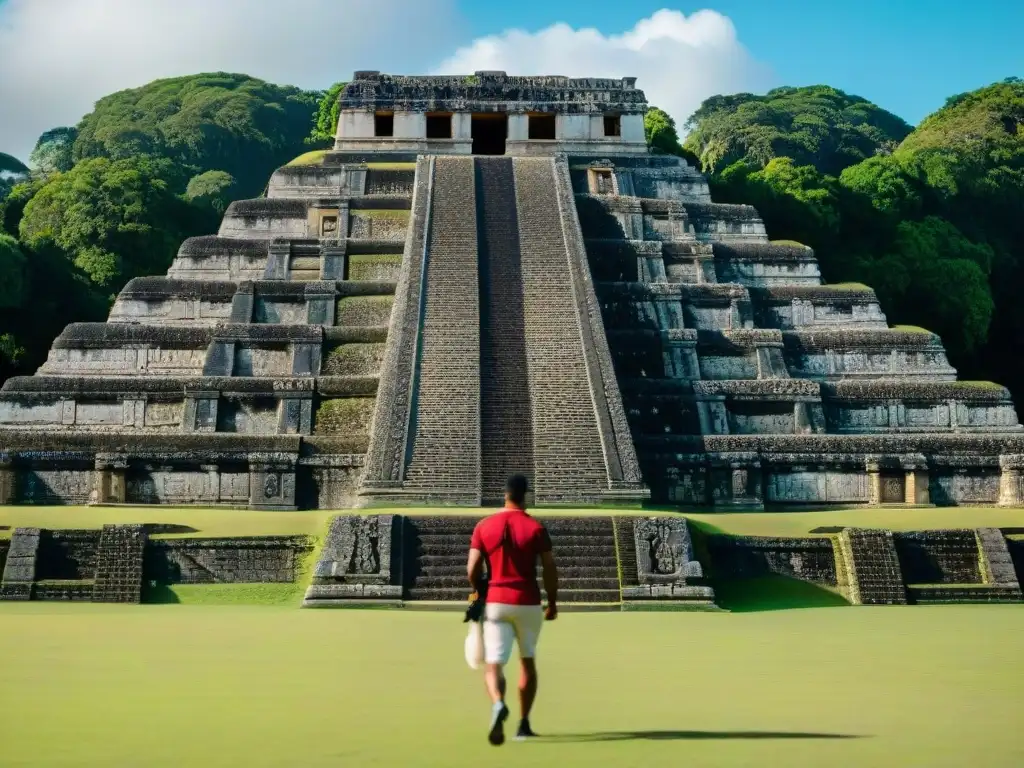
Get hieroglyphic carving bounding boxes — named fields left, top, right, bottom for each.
left=633, top=517, right=703, bottom=583
left=316, top=515, right=395, bottom=580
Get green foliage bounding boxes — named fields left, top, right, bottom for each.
left=644, top=107, right=682, bottom=155
left=0, top=152, right=30, bottom=202
left=0, top=152, right=28, bottom=175
left=184, top=170, right=236, bottom=216
left=28, top=127, right=78, bottom=175
left=0, top=178, right=45, bottom=237
left=19, top=156, right=202, bottom=288
left=684, top=85, right=912, bottom=175
left=0, top=233, right=27, bottom=308
left=73, top=72, right=320, bottom=197
left=308, top=81, right=347, bottom=144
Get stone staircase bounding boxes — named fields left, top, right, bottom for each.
left=840, top=528, right=908, bottom=605
left=402, top=157, right=482, bottom=502
left=476, top=158, right=535, bottom=504
left=402, top=516, right=620, bottom=605
left=512, top=158, right=615, bottom=503
left=91, top=524, right=148, bottom=603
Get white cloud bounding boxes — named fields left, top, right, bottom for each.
left=434, top=9, right=773, bottom=132
left=0, top=0, right=462, bottom=162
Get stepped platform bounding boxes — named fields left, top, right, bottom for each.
left=2, top=69, right=1023, bottom=513
left=302, top=513, right=709, bottom=610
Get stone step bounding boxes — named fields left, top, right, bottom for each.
left=412, top=533, right=614, bottom=545
left=909, top=585, right=1023, bottom=604
left=415, top=561, right=614, bottom=573
left=411, top=543, right=615, bottom=557
left=404, top=587, right=620, bottom=603
left=410, top=574, right=619, bottom=589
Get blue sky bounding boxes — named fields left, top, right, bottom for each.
left=459, top=0, right=1023, bottom=124
left=1, top=0, right=1021, bottom=161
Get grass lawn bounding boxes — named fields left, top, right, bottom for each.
left=0, top=604, right=1021, bottom=767
left=3, top=504, right=1023, bottom=540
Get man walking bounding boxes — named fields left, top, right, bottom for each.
left=466, top=473, right=559, bottom=746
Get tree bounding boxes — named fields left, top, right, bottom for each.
left=185, top=170, right=237, bottom=216
left=28, top=127, right=78, bottom=175
left=19, top=155, right=201, bottom=289
left=0, top=233, right=27, bottom=308
left=73, top=72, right=320, bottom=197
left=683, top=85, right=912, bottom=175
left=645, top=107, right=683, bottom=155
left=0, top=151, right=29, bottom=202
left=309, top=82, right=347, bottom=144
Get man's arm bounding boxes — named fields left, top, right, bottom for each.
left=540, top=550, right=559, bottom=620
left=467, top=547, right=486, bottom=594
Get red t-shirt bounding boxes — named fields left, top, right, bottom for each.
left=470, top=508, right=552, bottom=606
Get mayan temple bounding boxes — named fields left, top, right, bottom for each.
left=1, top=70, right=1023, bottom=512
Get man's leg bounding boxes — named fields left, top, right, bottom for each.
left=482, top=608, right=513, bottom=746
left=513, top=605, right=544, bottom=739
left=519, top=658, right=538, bottom=719
left=483, top=663, right=505, bottom=705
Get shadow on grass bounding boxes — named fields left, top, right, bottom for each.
left=142, top=584, right=181, bottom=604
left=714, top=575, right=850, bottom=613
left=541, top=730, right=864, bottom=742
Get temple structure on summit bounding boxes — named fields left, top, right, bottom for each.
left=334, top=71, right=649, bottom=156
left=1, top=71, right=1023, bottom=510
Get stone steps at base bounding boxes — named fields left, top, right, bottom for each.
left=32, top=583, right=97, bottom=601
left=404, top=587, right=620, bottom=603
left=410, top=543, right=615, bottom=557
left=402, top=601, right=622, bottom=612
left=908, top=585, right=1023, bottom=604
left=417, top=555, right=618, bottom=573
left=410, top=575, right=620, bottom=590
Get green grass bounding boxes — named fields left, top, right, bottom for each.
left=0, top=604, right=1021, bottom=766
left=890, top=324, right=934, bottom=334
left=822, top=282, right=872, bottom=291
left=951, top=380, right=1007, bottom=392
left=770, top=239, right=809, bottom=248
left=3, top=505, right=1022, bottom=541
left=0, top=506, right=331, bottom=539
left=286, top=150, right=329, bottom=166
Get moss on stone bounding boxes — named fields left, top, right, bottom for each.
left=770, top=239, right=807, bottom=247
left=322, top=343, right=386, bottom=376
left=335, top=295, right=394, bottom=327
left=286, top=150, right=329, bottom=166
left=824, top=282, right=872, bottom=291
left=890, top=324, right=934, bottom=334
left=348, top=254, right=402, bottom=281
left=365, top=162, right=416, bottom=170
left=314, top=397, right=376, bottom=435
left=951, top=380, right=1007, bottom=392
left=353, top=209, right=410, bottom=220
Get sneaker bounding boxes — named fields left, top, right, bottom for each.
left=516, top=719, right=538, bottom=740
left=488, top=702, right=509, bottom=746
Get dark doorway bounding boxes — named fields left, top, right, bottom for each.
left=426, top=113, right=452, bottom=139
left=528, top=113, right=556, bottom=140
left=472, top=113, right=507, bottom=155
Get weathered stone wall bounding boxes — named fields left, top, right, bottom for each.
left=707, top=535, right=838, bottom=585
left=145, top=536, right=313, bottom=584
left=893, top=530, right=983, bottom=584
left=36, top=529, right=102, bottom=581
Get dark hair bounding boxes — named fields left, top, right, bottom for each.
left=506, top=473, right=529, bottom=506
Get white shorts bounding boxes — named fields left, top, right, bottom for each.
left=483, top=603, right=543, bottom=665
